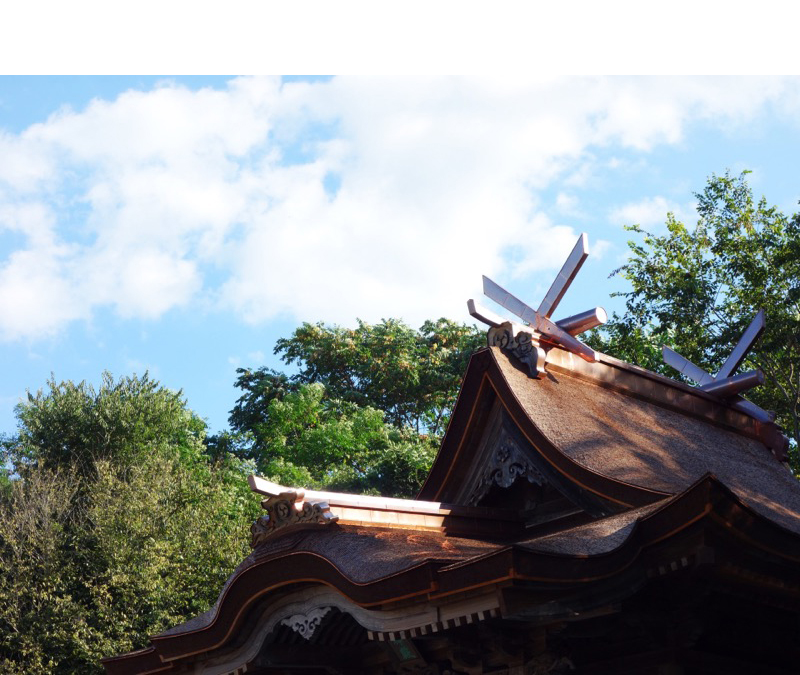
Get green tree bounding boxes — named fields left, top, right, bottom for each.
left=0, top=467, right=83, bottom=674
left=226, top=368, right=300, bottom=458
left=227, top=318, right=482, bottom=496
left=0, top=373, right=259, bottom=673
left=590, top=171, right=800, bottom=459
left=5, top=372, right=207, bottom=479
left=85, top=454, right=257, bottom=661
left=254, top=382, right=437, bottom=498
left=273, top=317, right=484, bottom=436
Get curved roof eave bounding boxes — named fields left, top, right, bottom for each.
left=105, top=473, right=800, bottom=674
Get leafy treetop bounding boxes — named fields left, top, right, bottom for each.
left=588, top=171, right=800, bottom=464
left=273, top=318, right=484, bottom=436
left=222, top=317, right=484, bottom=497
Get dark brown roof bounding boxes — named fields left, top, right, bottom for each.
left=422, top=346, right=800, bottom=534
left=518, top=499, right=668, bottom=556
left=492, top=347, right=800, bottom=535
left=106, top=473, right=800, bottom=674
left=105, top=344, right=800, bottom=674
left=144, top=526, right=503, bottom=647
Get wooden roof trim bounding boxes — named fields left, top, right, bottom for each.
left=418, top=348, right=493, bottom=500
left=101, top=647, right=170, bottom=675
left=434, top=474, right=800, bottom=595
left=112, top=554, right=440, bottom=670
left=105, top=475, right=800, bottom=674
left=248, top=475, right=525, bottom=538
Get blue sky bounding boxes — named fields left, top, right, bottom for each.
left=1, top=75, right=799, bottom=435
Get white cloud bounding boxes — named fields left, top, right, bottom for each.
left=0, top=75, right=798, bottom=340
left=591, top=239, right=612, bottom=261
left=124, top=357, right=159, bottom=377
left=0, top=243, right=84, bottom=340
left=609, top=196, right=696, bottom=230
left=555, top=192, right=580, bottom=216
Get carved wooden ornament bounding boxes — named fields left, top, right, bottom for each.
left=487, top=322, right=547, bottom=378
left=468, top=431, right=545, bottom=506
left=250, top=489, right=338, bottom=547
left=279, top=606, right=333, bottom=639
left=469, top=233, right=607, bottom=376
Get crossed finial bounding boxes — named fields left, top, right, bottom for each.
left=469, top=233, right=607, bottom=363
left=470, top=235, right=770, bottom=421
left=662, top=310, right=772, bottom=422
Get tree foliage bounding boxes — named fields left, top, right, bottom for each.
left=274, top=318, right=484, bottom=436
left=227, top=368, right=299, bottom=457
left=251, top=382, right=438, bottom=497
left=5, top=372, right=206, bottom=479
left=589, top=171, right=800, bottom=460
left=0, top=373, right=259, bottom=673
left=225, top=318, right=483, bottom=497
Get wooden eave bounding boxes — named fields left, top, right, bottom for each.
left=248, top=475, right=529, bottom=540
left=102, top=474, right=800, bottom=675
left=105, top=345, right=800, bottom=674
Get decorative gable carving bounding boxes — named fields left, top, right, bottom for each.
left=467, top=428, right=546, bottom=506
left=452, top=399, right=618, bottom=523
left=279, top=606, right=333, bottom=639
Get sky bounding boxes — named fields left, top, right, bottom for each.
left=1, top=74, right=799, bottom=435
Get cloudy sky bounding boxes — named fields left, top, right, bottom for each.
left=1, top=74, right=799, bottom=433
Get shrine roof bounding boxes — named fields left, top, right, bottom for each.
left=422, top=346, right=800, bottom=534
left=104, top=341, right=800, bottom=674
left=104, top=473, right=800, bottom=675
left=155, top=525, right=503, bottom=638
left=501, top=347, right=800, bottom=525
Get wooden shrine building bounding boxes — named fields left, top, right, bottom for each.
left=104, top=237, right=800, bottom=675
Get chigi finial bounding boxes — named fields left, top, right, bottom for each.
left=469, top=233, right=607, bottom=377
left=662, top=309, right=772, bottom=422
